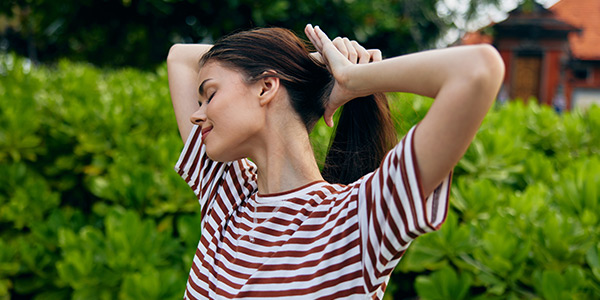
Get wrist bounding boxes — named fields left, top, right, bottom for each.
left=343, top=64, right=372, bottom=98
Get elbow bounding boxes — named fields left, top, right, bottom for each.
left=479, top=44, right=505, bottom=85
left=167, top=43, right=184, bottom=64
left=468, top=45, right=505, bottom=102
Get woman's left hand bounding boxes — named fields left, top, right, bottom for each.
left=305, top=24, right=382, bottom=127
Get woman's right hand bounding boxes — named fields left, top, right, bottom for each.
left=304, top=24, right=382, bottom=127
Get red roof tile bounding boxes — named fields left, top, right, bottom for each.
left=551, top=0, right=600, bottom=60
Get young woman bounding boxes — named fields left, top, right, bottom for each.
left=167, top=25, right=504, bottom=299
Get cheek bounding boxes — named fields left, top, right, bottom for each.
left=203, top=117, right=254, bottom=161
left=213, top=101, right=263, bottom=130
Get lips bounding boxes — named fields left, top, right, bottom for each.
left=201, top=126, right=213, bottom=140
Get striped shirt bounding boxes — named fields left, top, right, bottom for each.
left=175, top=124, right=452, bottom=299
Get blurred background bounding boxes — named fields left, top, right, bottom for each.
left=1, top=0, right=599, bottom=299
left=0, top=0, right=557, bottom=69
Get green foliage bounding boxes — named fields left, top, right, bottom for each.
left=56, top=208, right=183, bottom=299
left=0, top=54, right=197, bottom=299
left=1, top=54, right=599, bottom=299
left=0, top=0, right=456, bottom=69
left=532, top=266, right=592, bottom=300
left=415, top=266, right=472, bottom=300
left=397, top=101, right=600, bottom=299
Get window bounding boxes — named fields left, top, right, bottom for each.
left=573, top=68, right=589, bottom=80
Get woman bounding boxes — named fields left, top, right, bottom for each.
left=167, top=25, right=504, bottom=299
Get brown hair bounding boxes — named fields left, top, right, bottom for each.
left=201, top=27, right=397, bottom=184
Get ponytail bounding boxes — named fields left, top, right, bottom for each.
left=321, top=93, right=398, bottom=184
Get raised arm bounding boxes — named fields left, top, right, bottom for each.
left=167, top=44, right=212, bottom=142
left=305, top=25, right=504, bottom=196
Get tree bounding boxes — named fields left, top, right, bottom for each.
left=0, top=0, right=498, bottom=69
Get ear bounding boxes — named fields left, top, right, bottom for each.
left=256, top=74, right=280, bottom=106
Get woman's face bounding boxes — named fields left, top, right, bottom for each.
left=191, top=61, right=265, bottom=162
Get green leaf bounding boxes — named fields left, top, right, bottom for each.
left=415, top=266, right=472, bottom=300
left=398, top=212, right=474, bottom=273
left=587, top=243, right=600, bottom=282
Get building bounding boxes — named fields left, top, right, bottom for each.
left=551, top=0, right=600, bottom=110
left=462, top=0, right=600, bottom=110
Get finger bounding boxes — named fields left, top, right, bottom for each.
left=332, top=37, right=348, bottom=58
left=368, top=49, right=382, bottom=62
left=324, top=108, right=336, bottom=127
left=314, top=26, right=353, bottom=70
left=343, top=38, right=358, bottom=64
left=309, top=52, right=323, bottom=63
left=352, top=40, right=370, bottom=64
left=308, top=25, right=325, bottom=52
left=314, top=26, right=334, bottom=50
left=305, top=24, right=322, bottom=52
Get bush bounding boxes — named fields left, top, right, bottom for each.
left=1, top=54, right=599, bottom=299
left=395, top=102, right=600, bottom=299
left=0, top=54, right=196, bottom=299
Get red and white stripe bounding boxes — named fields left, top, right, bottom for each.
left=174, top=124, right=451, bottom=299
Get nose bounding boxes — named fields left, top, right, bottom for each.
left=190, top=106, right=206, bottom=125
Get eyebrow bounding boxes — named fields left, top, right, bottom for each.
left=198, top=78, right=213, bottom=97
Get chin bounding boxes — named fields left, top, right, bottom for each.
left=205, top=145, right=240, bottom=163
left=205, top=148, right=226, bottom=162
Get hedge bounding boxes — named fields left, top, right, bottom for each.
left=1, top=54, right=599, bottom=299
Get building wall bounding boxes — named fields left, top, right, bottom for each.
left=568, top=65, right=600, bottom=109
left=494, top=38, right=570, bottom=107
left=543, top=51, right=562, bottom=106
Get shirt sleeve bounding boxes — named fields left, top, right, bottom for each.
left=357, top=124, right=452, bottom=296
left=174, top=124, right=257, bottom=218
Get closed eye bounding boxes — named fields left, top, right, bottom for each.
left=198, top=92, right=215, bottom=107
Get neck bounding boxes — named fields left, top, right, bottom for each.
left=249, top=117, right=323, bottom=195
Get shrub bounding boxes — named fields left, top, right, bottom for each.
left=395, top=103, right=600, bottom=299
left=0, top=54, right=195, bottom=299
